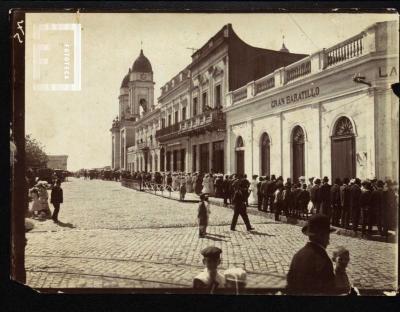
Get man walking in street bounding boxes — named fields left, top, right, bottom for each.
left=50, top=179, right=63, bottom=223
left=286, top=214, right=336, bottom=295
left=230, top=180, right=254, bottom=232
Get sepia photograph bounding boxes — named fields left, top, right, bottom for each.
left=9, top=9, right=399, bottom=296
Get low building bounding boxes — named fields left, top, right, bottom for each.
left=47, top=155, right=68, bottom=170
left=225, top=20, right=399, bottom=182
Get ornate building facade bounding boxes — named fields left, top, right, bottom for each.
left=225, top=20, right=398, bottom=182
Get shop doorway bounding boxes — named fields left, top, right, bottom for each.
left=260, top=133, right=270, bottom=177
left=235, top=136, right=245, bottom=176
left=331, top=117, right=356, bottom=180
left=292, top=126, right=305, bottom=182
left=200, top=143, right=209, bottom=173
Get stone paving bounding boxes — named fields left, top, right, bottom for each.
left=25, top=178, right=397, bottom=291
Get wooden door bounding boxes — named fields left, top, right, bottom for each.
left=236, top=151, right=245, bottom=175
left=260, top=133, right=270, bottom=176
left=331, top=138, right=356, bottom=180
left=292, top=126, right=305, bottom=182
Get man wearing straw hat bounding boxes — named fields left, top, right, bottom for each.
left=286, top=214, right=336, bottom=295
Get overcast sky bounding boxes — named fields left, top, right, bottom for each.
left=25, top=13, right=397, bottom=171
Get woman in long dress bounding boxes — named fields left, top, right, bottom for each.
left=36, top=182, right=52, bottom=219
left=186, top=173, right=193, bottom=193
left=248, top=175, right=259, bottom=206
left=202, top=174, right=211, bottom=195
left=208, top=174, right=215, bottom=196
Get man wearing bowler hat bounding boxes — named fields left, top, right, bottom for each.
left=286, top=214, right=336, bottom=295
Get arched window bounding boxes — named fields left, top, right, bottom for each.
left=260, top=133, right=270, bottom=177
left=235, top=136, right=245, bottom=175
left=291, top=126, right=305, bottom=182
left=331, top=117, right=356, bottom=180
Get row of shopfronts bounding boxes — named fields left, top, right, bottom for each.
left=111, top=20, right=398, bottom=182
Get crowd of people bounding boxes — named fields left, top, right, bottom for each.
left=120, top=171, right=397, bottom=239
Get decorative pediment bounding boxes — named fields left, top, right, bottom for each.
left=212, top=66, right=224, bottom=78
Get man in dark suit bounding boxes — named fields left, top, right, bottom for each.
left=310, top=178, right=321, bottom=214
left=260, top=176, right=269, bottom=211
left=222, top=175, right=230, bottom=206
left=340, top=178, right=351, bottom=229
left=257, top=176, right=264, bottom=211
left=286, top=214, right=336, bottom=295
left=320, top=176, right=332, bottom=219
left=330, top=178, right=342, bottom=226
left=267, top=175, right=277, bottom=212
left=50, top=179, right=63, bottom=223
left=350, top=178, right=362, bottom=232
left=230, top=181, right=254, bottom=231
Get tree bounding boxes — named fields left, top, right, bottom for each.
left=25, top=134, right=48, bottom=168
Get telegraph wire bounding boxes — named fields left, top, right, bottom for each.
left=287, top=14, right=320, bottom=51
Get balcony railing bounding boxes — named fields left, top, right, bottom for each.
left=232, top=87, right=247, bottom=104
left=156, top=109, right=225, bottom=141
left=255, top=75, right=275, bottom=94
left=326, top=33, right=364, bottom=68
left=155, top=123, right=180, bottom=138
left=226, top=21, right=384, bottom=106
left=137, top=141, right=158, bottom=150
left=286, top=60, right=311, bottom=83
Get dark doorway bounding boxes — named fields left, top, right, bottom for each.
left=200, top=143, right=209, bottom=173
left=160, top=148, right=165, bottom=171
left=166, top=151, right=171, bottom=171
left=144, top=151, right=148, bottom=172
left=180, top=149, right=186, bottom=172
left=331, top=117, right=356, bottom=180
left=235, top=136, right=245, bottom=175
left=292, top=126, right=305, bottom=182
left=173, top=150, right=178, bottom=171
left=192, top=145, right=197, bottom=172
left=212, top=141, right=224, bottom=173
left=260, top=133, right=270, bottom=176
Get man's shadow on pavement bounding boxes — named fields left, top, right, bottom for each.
left=248, top=230, right=275, bottom=237
left=204, top=234, right=228, bottom=242
left=56, top=221, right=75, bottom=229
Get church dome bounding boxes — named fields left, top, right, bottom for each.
left=132, top=49, right=153, bottom=73
left=120, top=72, right=129, bottom=88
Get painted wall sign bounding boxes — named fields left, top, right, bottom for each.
left=378, top=66, right=398, bottom=78
left=271, top=87, right=320, bottom=108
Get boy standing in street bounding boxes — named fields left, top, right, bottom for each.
left=50, top=179, right=63, bottom=223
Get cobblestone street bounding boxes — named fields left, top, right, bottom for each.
left=25, top=178, right=397, bottom=291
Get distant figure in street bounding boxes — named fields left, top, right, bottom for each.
left=222, top=175, right=230, bottom=206
left=193, top=246, right=226, bottom=293
left=248, top=175, right=258, bottom=206
left=179, top=182, right=187, bottom=201
left=286, top=214, right=336, bottom=295
left=230, top=181, right=254, bottom=231
left=198, top=194, right=210, bottom=238
left=50, top=179, right=63, bottom=223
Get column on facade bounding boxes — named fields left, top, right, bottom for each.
left=208, top=141, right=213, bottom=173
